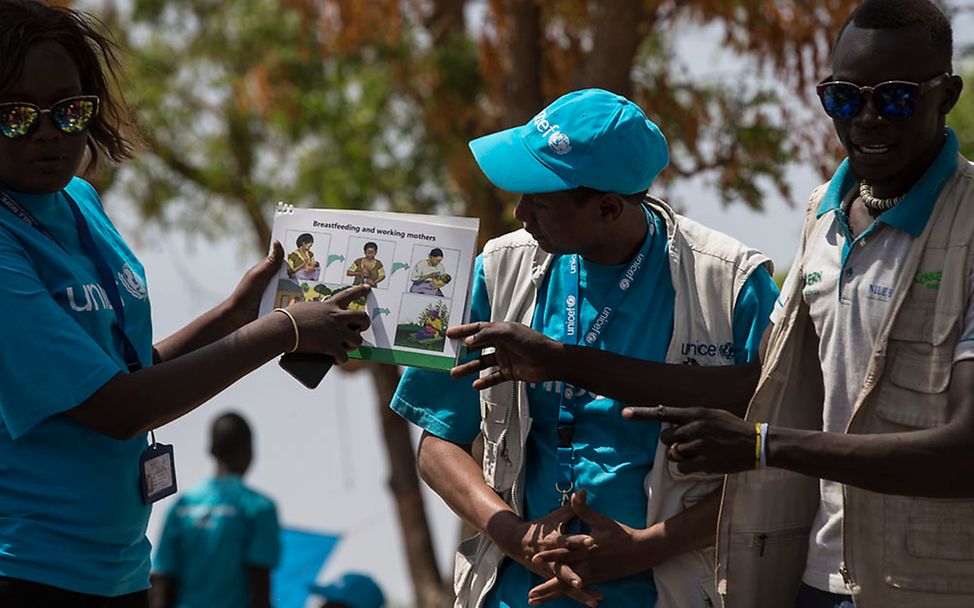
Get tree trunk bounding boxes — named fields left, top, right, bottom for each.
left=369, top=362, right=454, bottom=608
left=577, top=0, right=646, bottom=96
left=500, top=0, right=544, bottom=125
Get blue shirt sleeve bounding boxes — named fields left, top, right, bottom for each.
left=0, top=231, right=124, bottom=439
left=732, top=264, right=779, bottom=364
left=390, top=255, right=490, bottom=445
left=245, top=498, right=281, bottom=569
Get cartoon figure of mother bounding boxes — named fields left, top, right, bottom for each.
left=409, top=248, right=451, bottom=296
left=346, top=241, right=386, bottom=287
left=287, top=233, right=320, bottom=282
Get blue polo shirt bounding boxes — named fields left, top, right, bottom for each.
left=153, top=476, right=281, bottom=608
left=392, top=208, right=777, bottom=607
left=0, top=177, right=154, bottom=595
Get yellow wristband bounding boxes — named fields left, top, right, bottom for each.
left=754, top=422, right=761, bottom=471
left=273, top=307, right=300, bottom=353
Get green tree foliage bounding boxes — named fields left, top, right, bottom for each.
left=950, top=71, right=974, bottom=158
left=112, top=0, right=449, bottom=250
left=105, top=0, right=868, bottom=251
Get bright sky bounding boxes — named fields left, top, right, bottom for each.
left=104, top=11, right=974, bottom=607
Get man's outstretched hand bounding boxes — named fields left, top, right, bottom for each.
left=624, top=405, right=757, bottom=474
left=447, top=322, right=565, bottom=389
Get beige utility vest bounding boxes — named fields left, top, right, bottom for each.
left=717, top=156, right=974, bottom=608
left=453, top=198, right=771, bottom=608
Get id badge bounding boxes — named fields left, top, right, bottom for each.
left=139, top=442, right=177, bottom=505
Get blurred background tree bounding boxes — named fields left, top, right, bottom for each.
left=952, top=69, right=974, bottom=156
left=82, top=0, right=882, bottom=605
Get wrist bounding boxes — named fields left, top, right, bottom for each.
left=219, top=295, right=253, bottom=329
left=485, top=511, right=527, bottom=559
left=260, top=309, right=297, bottom=355
left=632, top=524, right=666, bottom=570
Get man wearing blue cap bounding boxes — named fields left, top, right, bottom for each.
left=391, top=89, right=778, bottom=607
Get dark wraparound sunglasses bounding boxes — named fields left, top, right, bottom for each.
left=816, top=73, right=949, bottom=121
left=0, top=95, right=99, bottom=140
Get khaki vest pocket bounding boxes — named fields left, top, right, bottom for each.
left=907, top=518, right=974, bottom=560
left=874, top=344, right=952, bottom=428
left=883, top=497, right=974, bottom=594
left=480, top=399, right=513, bottom=491
left=725, top=527, right=810, bottom=604
left=454, top=533, right=481, bottom=592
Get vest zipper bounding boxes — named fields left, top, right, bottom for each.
left=839, top=564, right=854, bottom=588
left=477, top=417, right=532, bottom=608
left=509, top=416, right=532, bottom=518
left=475, top=568, right=500, bottom=608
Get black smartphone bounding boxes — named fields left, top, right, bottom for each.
left=278, top=352, right=335, bottom=389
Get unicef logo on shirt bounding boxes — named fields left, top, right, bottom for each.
left=584, top=331, right=597, bottom=345
left=566, top=295, right=576, bottom=307
left=619, top=278, right=631, bottom=291
left=118, top=264, right=148, bottom=301
left=548, top=132, right=572, bottom=155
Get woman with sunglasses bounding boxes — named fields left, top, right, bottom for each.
left=0, top=2, right=370, bottom=605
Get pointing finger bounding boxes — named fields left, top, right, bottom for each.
left=446, top=322, right=486, bottom=340
left=328, top=284, right=371, bottom=307
left=622, top=405, right=703, bottom=425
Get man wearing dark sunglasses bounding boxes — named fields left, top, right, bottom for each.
left=621, top=1, right=974, bottom=607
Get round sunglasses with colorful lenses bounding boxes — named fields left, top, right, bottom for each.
left=816, top=73, right=949, bottom=121
left=0, top=95, right=99, bottom=140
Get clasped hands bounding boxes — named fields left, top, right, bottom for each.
left=492, top=490, right=660, bottom=607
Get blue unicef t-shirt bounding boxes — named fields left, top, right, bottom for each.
left=0, top=177, right=155, bottom=596
left=392, top=208, right=778, bottom=607
left=153, top=476, right=281, bottom=608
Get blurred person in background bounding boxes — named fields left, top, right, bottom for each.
left=151, top=412, right=280, bottom=608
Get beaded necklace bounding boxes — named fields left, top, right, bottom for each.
left=858, top=181, right=905, bottom=213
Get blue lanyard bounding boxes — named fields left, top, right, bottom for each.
left=0, top=190, right=143, bottom=373
left=554, top=211, right=655, bottom=504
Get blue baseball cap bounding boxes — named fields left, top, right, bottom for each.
left=308, top=572, right=385, bottom=608
left=468, top=88, right=669, bottom=196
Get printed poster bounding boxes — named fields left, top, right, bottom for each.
left=259, top=204, right=480, bottom=371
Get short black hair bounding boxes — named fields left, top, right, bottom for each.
left=210, top=412, right=252, bottom=461
left=297, top=233, right=314, bottom=247
left=364, top=241, right=378, bottom=252
left=837, top=0, right=953, bottom=72
left=430, top=248, right=443, bottom=257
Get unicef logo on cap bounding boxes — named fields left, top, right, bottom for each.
left=619, top=278, right=631, bottom=291
left=564, top=387, right=574, bottom=399
left=548, top=132, right=572, bottom=155
left=584, top=332, right=597, bottom=345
